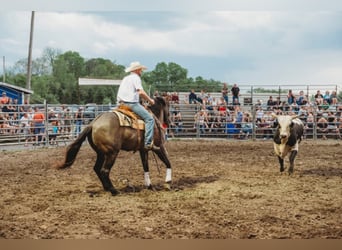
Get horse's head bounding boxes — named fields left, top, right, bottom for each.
left=149, top=96, right=170, bottom=127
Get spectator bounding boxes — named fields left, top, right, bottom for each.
left=62, top=107, right=72, bottom=135
left=0, top=91, right=9, bottom=104
left=330, top=91, right=338, bottom=105
left=274, top=96, right=282, bottom=108
left=232, top=98, right=241, bottom=111
left=189, top=89, right=197, bottom=104
left=256, top=106, right=264, bottom=122
left=49, top=120, right=59, bottom=145
left=74, top=107, right=83, bottom=137
left=197, top=89, right=208, bottom=104
left=320, top=99, right=330, bottom=111
left=231, top=83, right=240, bottom=104
left=315, top=90, right=324, bottom=105
left=287, top=89, right=295, bottom=105
left=217, top=97, right=227, bottom=116
left=32, top=107, right=45, bottom=145
left=317, top=116, right=328, bottom=139
left=194, top=109, right=208, bottom=134
left=234, top=108, right=243, bottom=131
left=305, top=112, right=314, bottom=139
left=20, top=112, right=31, bottom=146
left=327, top=112, right=341, bottom=139
left=171, top=92, right=179, bottom=104
left=221, top=83, right=229, bottom=104
left=241, top=116, right=253, bottom=139
left=267, top=96, right=275, bottom=109
left=323, top=90, right=331, bottom=104
left=297, top=90, right=305, bottom=106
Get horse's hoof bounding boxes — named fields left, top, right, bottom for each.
left=163, top=182, right=172, bottom=191
left=147, top=185, right=156, bottom=191
left=109, top=188, right=119, bottom=196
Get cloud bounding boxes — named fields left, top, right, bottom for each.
left=0, top=10, right=342, bottom=85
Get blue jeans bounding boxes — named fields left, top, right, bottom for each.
left=75, top=120, right=82, bottom=136
left=123, top=102, right=155, bottom=146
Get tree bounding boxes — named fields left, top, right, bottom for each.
left=142, top=62, right=189, bottom=93
left=52, top=51, right=85, bottom=103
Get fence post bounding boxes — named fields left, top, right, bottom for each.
left=44, top=101, right=49, bottom=145
left=251, top=104, right=256, bottom=140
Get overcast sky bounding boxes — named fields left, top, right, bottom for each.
left=1, top=0, right=342, bottom=87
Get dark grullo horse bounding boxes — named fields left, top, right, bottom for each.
left=56, top=97, right=172, bottom=195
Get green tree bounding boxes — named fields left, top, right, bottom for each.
left=52, top=51, right=85, bottom=104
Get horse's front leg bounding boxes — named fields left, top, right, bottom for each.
left=139, top=150, right=155, bottom=190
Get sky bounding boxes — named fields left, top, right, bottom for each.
left=1, top=0, right=342, bottom=87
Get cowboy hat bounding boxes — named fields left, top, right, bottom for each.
left=125, top=61, right=147, bottom=73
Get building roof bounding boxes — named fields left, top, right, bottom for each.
left=0, top=82, right=34, bottom=94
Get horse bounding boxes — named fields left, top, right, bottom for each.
left=56, top=97, right=172, bottom=196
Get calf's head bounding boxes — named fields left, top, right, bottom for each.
left=274, top=115, right=298, bottom=140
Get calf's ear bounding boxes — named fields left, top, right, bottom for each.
left=291, top=115, right=299, bottom=120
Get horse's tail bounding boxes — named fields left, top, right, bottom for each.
left=55, top=125, right=92, bottom=169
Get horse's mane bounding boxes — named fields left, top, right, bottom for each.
left=154, top=96, right=167, bottom=106
left=149, top=96, right=169, bottom=126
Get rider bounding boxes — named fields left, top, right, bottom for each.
left=117, top=61, right=159, bottom=151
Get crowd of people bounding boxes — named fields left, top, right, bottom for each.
left=1, top=86, right=342, bottom=146
left=166, top=87, right=342, bottom=140
left=0, top=91, right=84, bottom=146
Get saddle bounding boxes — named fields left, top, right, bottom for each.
left=113, top=104, right=145, bottom=130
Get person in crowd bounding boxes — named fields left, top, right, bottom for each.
left=256, top=106, right=264, bottom=123
left=0, top=91, right=9, bottom=104
left=274, top=96, right=282, bottom=108
left=188, top=89, right=197, bottom=104
left=315, top=90, right=324, bottom=105
left=194, top=109, right=208, bottom=134
left=241, top=115, right=253, bottom=139
left=20, top=112, right=31, bottom=146
left=172, top=106, right=183, bottom=135
left=266, top=96, right=275, bottom=109
left=329, top=91, right=338, bottom=105
left=287, top=89, right=295, bottom=105
left=217, top=97, right=227, bottom=116
left=74, top=107, right=83, bottom=137
left=49, top=120, right=59, bottom=145
left=0, top=113, right=16, bottom=134
left=221, top=83, right=229, bottom=104
left=320, top=99, right=330, bottom=111
left=232, top=98, right=241, bottom=111
left=32, top=106, right=45, bottom=145
left=317, top=115, right=328, bottom=140
left=171, top=92, right=179, bottom=104
left=296, top=90, right=305, bottom=106
left=231, top=83, right=240, bottom=104
left=323, top=90, right=331, bottom=104
left=304, top=112, right=314, bottom=139
left=327, top=112, right=341, bottom=139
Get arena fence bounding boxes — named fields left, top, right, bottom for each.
left=1, top=100, right=341, bottom=149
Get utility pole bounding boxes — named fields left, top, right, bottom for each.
left=26, top=11, right=35, bottom=104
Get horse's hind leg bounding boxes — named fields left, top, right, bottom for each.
left=94, top=151, right=119, bottom=196
left=154, top=146, right=172, bottom=190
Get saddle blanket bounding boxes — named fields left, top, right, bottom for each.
left=112, top=109, right=145, bottom=130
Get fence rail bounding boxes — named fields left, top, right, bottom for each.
left=1, top=100, right=341, bottom=149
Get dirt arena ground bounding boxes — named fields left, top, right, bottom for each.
left=0, top=139, right=341, bottom=239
